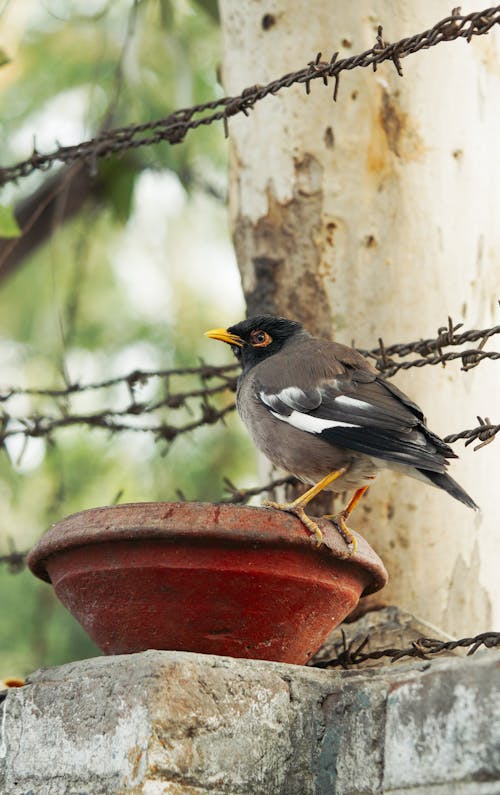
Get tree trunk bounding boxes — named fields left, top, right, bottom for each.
left=219, top=0, right=500, bottom=636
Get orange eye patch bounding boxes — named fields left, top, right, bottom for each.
left=250, top=330, right=272, bottom=347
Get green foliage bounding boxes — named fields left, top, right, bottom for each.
left=0, top=205, right=21, bottom=238
left=0, top=48, right=10, bottom=68
left=99, top=158, right=138, bottom=222
left=1, top=0, right=227, bottom=186
left=0, top=569, right=99, bottom=676
left=0, top=1, right=252, bottom=680
left=193, top=0, right=220, bottom=23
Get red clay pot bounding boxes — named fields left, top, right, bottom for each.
left=28, top=502, right=388, bottom=665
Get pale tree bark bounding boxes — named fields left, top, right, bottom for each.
left=219, top=0, right=500, bottom=636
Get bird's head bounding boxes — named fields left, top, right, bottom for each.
left=205, top=315, right=304, bottom=371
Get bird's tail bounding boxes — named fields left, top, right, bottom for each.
left=417, top=469, right=479, bottom=510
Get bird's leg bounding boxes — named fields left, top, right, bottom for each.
left=323, top=485, right=370, bottom=555
left=264, top=466, right=349, bottom=547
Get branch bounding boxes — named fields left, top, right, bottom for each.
left=1, top=6, right=499, bottom=186
left=0, top=164, right=103, bottom=283
left=0, top=1, right=141, bottom=283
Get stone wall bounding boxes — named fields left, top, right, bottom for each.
left=1, top=649, right=499, bottom=794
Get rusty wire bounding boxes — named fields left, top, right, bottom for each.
left=0, top=362, right=237, bottom=449
left=0, top=395, right=236, bottom=448
left=358, top=318, right=500, bottom=376
left=0, top=319, right=498, bottom=450
left=312, top=630, right=500, bottom=668
left=0, top=547, right=26, bottom=574
left=0, top=363, right=237, bottom=401
left=1, top=315, right=496, bottom=573
left=1, top=5, right=500, bottom=187
left=218, top=475, right=297, bottom=504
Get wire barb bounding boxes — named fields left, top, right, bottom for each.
left=313, top=630, right=500, bottom=668
left=1, top=4, right=500, bottom=186
left=0, top=321, right=497, bottom=452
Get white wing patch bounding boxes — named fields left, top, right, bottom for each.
left=276, top=386, right=310, bottom=405
left=270, top=409, right=359, bottom=434
left=260, top=387, right=311, bottom=411
left=334, top=395, right=373, bottom=411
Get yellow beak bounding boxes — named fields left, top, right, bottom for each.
left=204, top=328, right=244, bottom=347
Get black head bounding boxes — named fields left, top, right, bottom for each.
left=205, top=315, right=304, bottom=372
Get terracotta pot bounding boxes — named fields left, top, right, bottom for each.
left=27, top=502, right=388, bottom=665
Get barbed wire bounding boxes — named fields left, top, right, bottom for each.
left=0, top=475, right=300, bottom=571
left=1, top=317, right=496, bottom=572
left=0, top=403, right=236, bottom=446
left=218, top=475, right=297, bottom=504
left=1, top=316, right=495, bottom=400
left=365, top=348, right=499, bottom=377
left=362, top=318, right=500, bottom=359
left=0, top=319, right=498, bottom=451
left=0, top=363, right=237, bottom=450
left=444, top=416, right=500, bottom=450
left=312, top=630, right=500, bottom=668
left=0, top=547, right=26, bottom=573
left=1, top=5, right=500, bottom=187
left=358, top=317, right=500, bottom=376
left=0, top=363, right=238, bottom=401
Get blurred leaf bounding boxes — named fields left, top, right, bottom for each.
left=193, top=0, right=220, bottom=23
left=0, top=205, right=21, bottom=238
left=159, top=0, right=174, bottom=29
left=98, top=158, right=138, bottom=222
left=0, top=48, right=10, bottom=68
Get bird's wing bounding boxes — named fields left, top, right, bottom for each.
left=258, top=358, right=455, bottom=473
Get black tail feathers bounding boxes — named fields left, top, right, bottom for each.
left=418, top=469, right=479, bottom=511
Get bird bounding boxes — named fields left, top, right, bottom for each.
left=205, top=315, right=478, bottom=553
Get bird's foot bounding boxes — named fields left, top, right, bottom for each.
left=322, top=511, right=358, bottom=556
left=263, top=500, right=323, bottom=547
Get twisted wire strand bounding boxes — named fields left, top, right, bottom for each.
left=1, top=6, right=499, bottom=186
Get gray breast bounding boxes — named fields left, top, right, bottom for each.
left=236, top=371, right=373, bottom=489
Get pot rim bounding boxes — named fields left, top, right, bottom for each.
left=27, top=501, right=388, bottom=596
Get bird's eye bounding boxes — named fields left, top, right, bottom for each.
left=250, top=330, right=272, bottom=347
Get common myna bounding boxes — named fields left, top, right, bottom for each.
left=205, top=315, right=478, bottom=552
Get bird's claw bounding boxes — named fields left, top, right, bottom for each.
left=263, top=499, right=323, bottom=547
left=322, top=511, right=358, bottom=556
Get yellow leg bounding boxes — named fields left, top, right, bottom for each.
left=343, top=485, right=369, bottom=517
left=323, top=485, right=370, bottom=556
left=264, top=466, right=349, bottom=547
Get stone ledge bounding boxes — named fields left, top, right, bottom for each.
left=0, top=650, right=498, bottom=794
